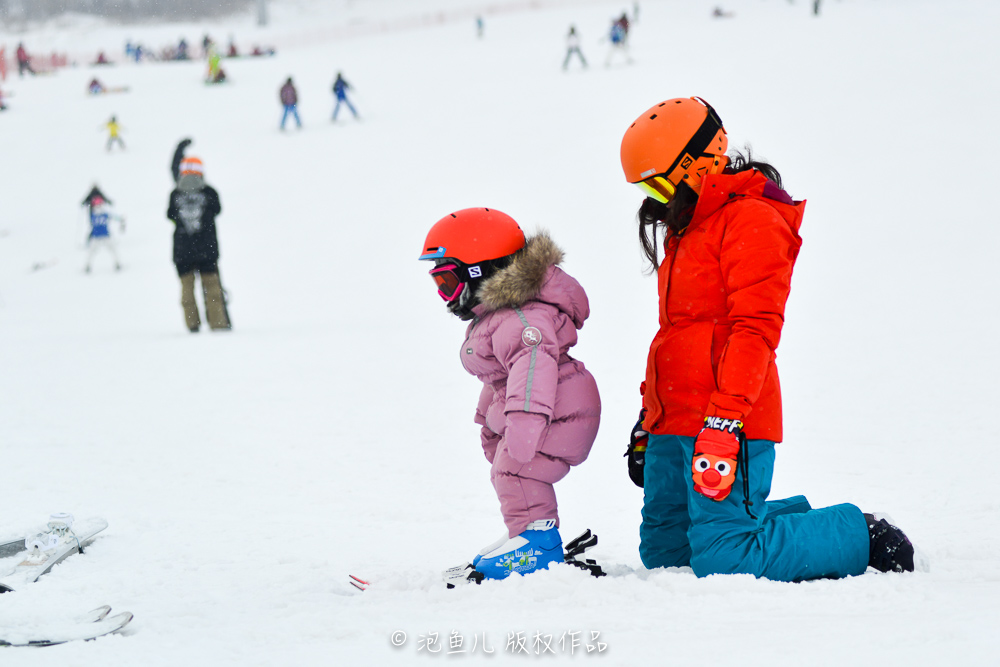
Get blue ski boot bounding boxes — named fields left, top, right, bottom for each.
left=474, top=520, right=564, bottom=580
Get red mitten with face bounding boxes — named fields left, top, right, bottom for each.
left=691, top=417, right=742, bottom=501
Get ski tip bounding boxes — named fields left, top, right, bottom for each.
left=348, top=574, right=370, bottom=591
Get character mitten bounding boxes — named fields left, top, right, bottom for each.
left=691, top=417, right=742, bottom=501
left=624, top=409, right=648, bottom=488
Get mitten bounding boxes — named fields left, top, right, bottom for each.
left=691, top=417, right=741, bottom=501
left=503, top=411, right=549, bottom=464
left=624, top=409, right=648, bottom=488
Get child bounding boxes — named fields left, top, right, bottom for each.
left=83, top=194, right=124, bottom=272
left=419, top=208, right=601, bottom=582
left=103, top=115, right=125, bottom=151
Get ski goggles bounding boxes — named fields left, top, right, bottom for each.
left=429, top=264, right=466, bottom=302
left=636, top=174, right=677, bottom=204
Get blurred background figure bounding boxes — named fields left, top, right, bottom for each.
left=206, top=46, right=225, bottom=84
left=331, top=71, right=358, bottom=122
left=562, top=25, right=588, bottom=70
left=167, top=144, right=231, bottom=332
left=103, top=115, right=125, bottom=151
left=605, top=12, right=633, bottom=66
left=16, top=42, right=35, bottom=77
left=82, top=192, right=124, bottom=273
left=280, top=77, right=301, bottom=130
left=476, top=16, right=484, bottom=38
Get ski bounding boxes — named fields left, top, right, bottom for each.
left=0, top=514, right=108, bottom=593
left=0, top=537, right=26, bottom=559
left=563, top=529, right=606, bottom=578
left=349, top=529, right=605, bottom=592
left=0, top=605, right=133, bottom=647
left=348, top=575, right=369, bottom=592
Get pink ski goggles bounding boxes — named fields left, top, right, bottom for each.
left=429, top=264, right=466, bottom=302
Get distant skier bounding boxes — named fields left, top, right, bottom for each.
left=562, top=26, right=588, bottom=70
left=167, top=142, right=231, bottom=332
left=0, top=87, right=7, bottom=112
left=88, top=78, right=105, bottom=95
left=103, top=116, right=125, bottom=151
left=476, top=16, right=484, bottom=38
left=418, top=209, right=601, bottom=583
left=279, top=77, right=301, bottom=130
left=605, top=13, right=633, bottom=66
left=206, top=47, right=225, bottom=84
left=16, top=42, right=34, bottom=77
left=102, top=116, right=125, bottom=151
left=82, top=193, right=124, bottom=273
left=331, top=72, right=358, bottom=122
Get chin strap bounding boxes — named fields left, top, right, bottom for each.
left=448, top=282, right=479, bottom=320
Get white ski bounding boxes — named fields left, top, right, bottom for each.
left=0, top=606, right=133, bottom=647
left=0, top=537, right=26, bottom=559
left=0, top=514, right=109, bottom=593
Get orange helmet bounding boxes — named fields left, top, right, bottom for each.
left=620, top=97, right=728, bottom=201
left=419, top=208, right=525, bottom=265
left=419, top=208, right=526, bottom=320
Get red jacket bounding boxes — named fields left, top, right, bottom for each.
left=641, top=169, right=804, bottom=442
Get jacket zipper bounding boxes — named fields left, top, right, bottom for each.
left=461, top=315, right=480, bottom=372
left=649, top=237, right=679, bottom=432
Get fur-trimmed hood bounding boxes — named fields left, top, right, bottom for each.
left=475, top=232, right=589, bottom=328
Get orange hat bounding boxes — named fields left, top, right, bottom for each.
left=620, top=97, right=728, bottom=196
left=180, top=157, right=204, bottom=176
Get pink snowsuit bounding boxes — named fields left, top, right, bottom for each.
left=462, top=233, right=601, bottom=538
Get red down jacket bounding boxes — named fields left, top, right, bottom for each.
left=641, top=169, right=805, bottom=442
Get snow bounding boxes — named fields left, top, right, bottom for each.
left=1, top=0, right=999, bottom=663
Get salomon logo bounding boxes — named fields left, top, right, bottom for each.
left=680, top=155, right=693, bottom=169
left=468, top=266, right=482, bottom=278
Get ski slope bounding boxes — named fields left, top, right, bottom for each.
left=1, top=0, right=999, bottom=663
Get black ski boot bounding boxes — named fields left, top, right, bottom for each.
left=864, top=513, right=915, bottom=573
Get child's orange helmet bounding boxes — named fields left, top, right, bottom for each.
left=620, top=97, right=728, bottom=202
left=418, top=208, right=525, bottom=265
left=419, top=208, right=526, bottom=320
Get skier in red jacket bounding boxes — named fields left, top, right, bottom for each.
left=620, top=97, right=920, bottom=581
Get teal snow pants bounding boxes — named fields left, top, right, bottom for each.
left=639, top=434, right=869, bottom=581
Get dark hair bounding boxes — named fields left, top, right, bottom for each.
left=636, top=146, right=782, bottom=270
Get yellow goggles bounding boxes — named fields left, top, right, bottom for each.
left=636, top=175, right=676, bottom=204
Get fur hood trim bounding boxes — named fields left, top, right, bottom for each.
left=478, top=232, right=563, bottom=311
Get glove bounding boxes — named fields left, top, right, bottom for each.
left=624, top=409, right=648, bottom=488
left=691, top=417, right=742, bottom=501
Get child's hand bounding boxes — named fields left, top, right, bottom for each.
left=504, top=412, right=549, bottom=464
left=625, top=409, right=647, bottom=488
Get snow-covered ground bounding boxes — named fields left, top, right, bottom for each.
left=1, top=0, right=999, bottom=664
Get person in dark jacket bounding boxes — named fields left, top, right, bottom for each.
left=166, top=141, right=230, bottom=332
left=279, top=77, right=300, bottom=130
